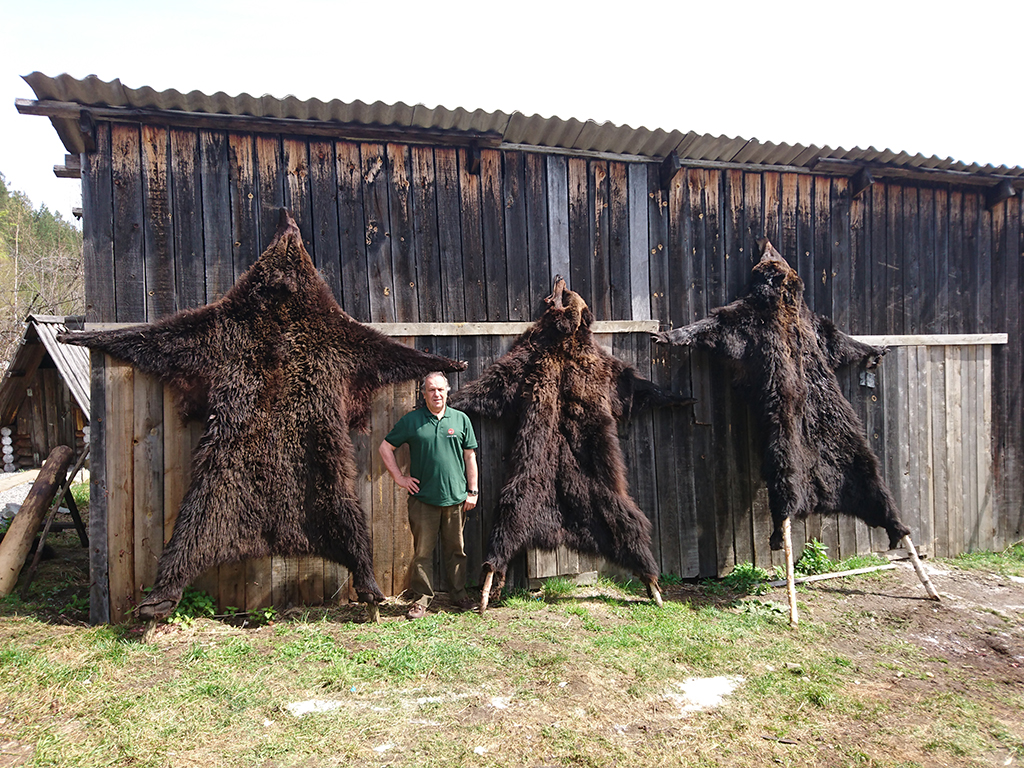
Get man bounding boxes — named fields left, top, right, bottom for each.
left=379, top=371, right=479, bottom=619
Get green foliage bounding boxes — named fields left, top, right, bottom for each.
left=165, top=587, right=216, bottom=627
left=0, top=171, right=84, bottom=364
left=794, top=539, right=834, bottom=576
left=712, top=562, right=773, bottom=596
left=249, top=605, right=278, bottom=625
left=69, top=481, right=90, bottom=509
left=738, top=599, right=788, bottom=618
left=62, top=593, right=89, bottom=614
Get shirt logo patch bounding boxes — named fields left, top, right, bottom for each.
left=447, top=428, right=455, bottom=435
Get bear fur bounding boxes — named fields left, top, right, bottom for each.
left=450, top=277, right=693, bottom=600
left=60, top=210, right=465, bottom=619
left=654, top=239, right=910, bottom=551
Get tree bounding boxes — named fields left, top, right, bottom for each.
left=0, top=172, right=84, bottom=368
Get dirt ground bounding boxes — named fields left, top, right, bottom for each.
left=801, top=562, right=1024, bottom=689
left=5, top=531, right=1024, bottom=767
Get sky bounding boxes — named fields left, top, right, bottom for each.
left=3, top=0, right=1022, bottom=225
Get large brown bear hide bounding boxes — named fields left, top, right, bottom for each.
left=60, top=210, right=465, bottom=619
left=654, top=239, right=910, bottom=552
left=450, top=277, right=693, bottom=600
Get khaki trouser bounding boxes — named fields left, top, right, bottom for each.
left=407, top=497, right=468, bottom=607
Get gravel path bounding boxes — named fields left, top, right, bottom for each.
left=0, top=473, right=39, bottom=509
left=0, top=469, right=89, bottom=514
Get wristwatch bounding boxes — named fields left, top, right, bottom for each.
left=466, top=490, right=479, bottom=496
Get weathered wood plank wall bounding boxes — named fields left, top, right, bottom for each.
left=80, top=121, right=1022, bottom=622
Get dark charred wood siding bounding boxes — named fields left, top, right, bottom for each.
left=78, top=123, right=1022, bottom=621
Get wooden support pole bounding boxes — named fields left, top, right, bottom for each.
left=365, top=602, right=380, bottom=624
left=901, top=534, right=940, bottom=600
left=649, top=580, right=664, bottom=607
left=479, top=570, right=494, bottom=615
left=140, top=620, right=159, bottom=644
left=19, top=446, right=91, bottom=597
left=0, top=445, right=74, bottom=596
left=783, top=517, right=799, bottom=628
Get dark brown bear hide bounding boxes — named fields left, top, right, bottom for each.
left=59, top=210, right=466, bottom=619
left=450, top=277, right=693, bottom=596
left=655, top=239, right=910, bottom=551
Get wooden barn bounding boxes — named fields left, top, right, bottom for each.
left=0, top=314, right=89, bottom=470
left=16, top=72, right=1023, bottom=624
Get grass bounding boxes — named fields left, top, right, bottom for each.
left=0, top=546, right=1021, bottom=766
left=700, top=543, right=891, bottom=599
left=69, top=480, right=90, bottom=510
left=947, top=541, right=1024, bottom=577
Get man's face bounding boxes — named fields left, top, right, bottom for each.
left=423, top=375, right=449, bottom=415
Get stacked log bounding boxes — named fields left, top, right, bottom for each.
left=6, top=432, right=36, bottom=470
left=1, top=427, right=14, bottom=473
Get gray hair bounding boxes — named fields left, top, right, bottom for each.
left=421, top=371, right=451, bottom=391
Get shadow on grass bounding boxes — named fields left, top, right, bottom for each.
left=798, top=583, right=935, bottom=602
left=0, top=536, right=91, bottom=627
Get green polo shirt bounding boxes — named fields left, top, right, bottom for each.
left=385, top=406, right=478, bottom=507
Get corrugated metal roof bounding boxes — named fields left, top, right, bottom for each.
left=20, top=72, right=1024, bottom=183
left=32, top=315, right=90, bottom=416
left=0, top=315, right=90, bottom=425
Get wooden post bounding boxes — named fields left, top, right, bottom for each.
left=783, top=517, right=799, bottom=628
left=0, top=445, right=74, bottom=595
left=479, top=570, right=494, bottom=615
left=901, top=534, right=940, bottom=600
left=649, top=581, right=664, bottom=607
left=19, top=446, right=91, bottom=597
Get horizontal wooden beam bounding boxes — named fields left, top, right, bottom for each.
left=79, top=321, right=655, bottom=335
left=77, top=324, right=1004, bottom=344
left=16, top=98, right=504, bottom=150
left=364, top=320, right=660, bottom=336
left=853, top=333, right=1008, bottom=346
left=767, top=563, right=897, bottom=587
left=54, top=164, right=81, bottom=179
left=500, top=141, right=823, bottom=174
left=811, top=156, right=1023, bottom=190
left=83, top=320, right=661, bottom=336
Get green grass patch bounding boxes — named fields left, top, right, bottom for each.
left=540, top=576, right=577, bottom=599
left=0, top=563, right=1020, bottom=767
left=69, top=480, right=90, bottom=509
left=947, top=542, right=1024, bottom=577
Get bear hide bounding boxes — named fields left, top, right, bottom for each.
left=60, top=210, right=466, bottom=619
left=654, top=239, right=910, bottom=552
left=449, top=277, right=693, bottom=599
